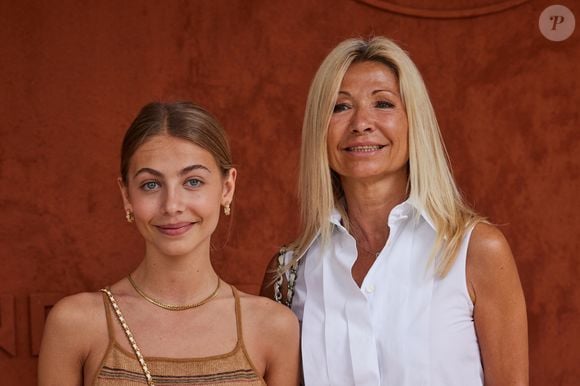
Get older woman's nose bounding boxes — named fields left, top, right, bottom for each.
left=350, top=107, right=375, bottom=134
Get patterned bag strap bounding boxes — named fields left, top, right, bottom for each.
left=273, top=246, right=299, bottom=308
left=100, top=288, right=155, bottom=386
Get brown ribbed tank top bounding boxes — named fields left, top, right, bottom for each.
left=92, top=285, right=266, bottom=385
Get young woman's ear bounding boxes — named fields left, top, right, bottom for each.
left=117, top=177, right=133, bottom=215
left=221, top=168, right=237, bottom=207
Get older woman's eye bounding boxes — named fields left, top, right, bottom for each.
left=333, top=103, right=350, bottom=113
left=141, top=181, right=160, bottom=191
left=376, top=100, right=394, bottom=109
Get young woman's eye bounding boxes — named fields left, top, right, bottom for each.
left=141, top=181, right=160, bottom=191
left=185, top=178, right=203, bottom=188
left=376, top=100, right=394, bottom=109
left=333, top=103, right=350, bottom=113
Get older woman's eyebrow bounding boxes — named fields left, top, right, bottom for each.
left=337, top=89, right=400, bottom=96
left=374, top=89, right=398, bottom=94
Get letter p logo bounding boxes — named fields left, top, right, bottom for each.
left=550, top=15, right=565, bottom=30
left=539, top=5, right=576, bottom=41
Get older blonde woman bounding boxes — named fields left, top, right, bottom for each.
left=262, top=37, right=528, bottom=386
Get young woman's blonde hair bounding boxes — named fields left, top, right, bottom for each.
left=288, top=36, right=483, bottom=277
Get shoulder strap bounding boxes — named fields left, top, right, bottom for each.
left=231, top=285, right=267, bottom=384
left=99, top=288, right=155, bottom=386
left=100, top=291, right=116, bottom=342
left=230, top=285, right=244, bottom=347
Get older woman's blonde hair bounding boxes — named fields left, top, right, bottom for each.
left=288, top=36, right=483, bottom=277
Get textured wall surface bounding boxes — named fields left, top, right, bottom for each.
left=0, top=0, right=578, bottom=384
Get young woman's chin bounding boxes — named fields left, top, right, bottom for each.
left=144, top=236, right=213, bottom=259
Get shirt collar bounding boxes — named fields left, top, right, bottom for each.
left=330, top=207, right=343, bottom=227
left=406, top=197, right=437, bottom=231
left=329, top=198, right=437, bottom=232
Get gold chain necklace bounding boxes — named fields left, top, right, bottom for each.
left=128, top=275, right=220, bottom=311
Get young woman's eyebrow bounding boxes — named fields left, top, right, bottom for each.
left=134, top=167, right=162, bottom=178
left=180, top=164, right=211, bottom=175
left=133, top=164, right=211, bottom=179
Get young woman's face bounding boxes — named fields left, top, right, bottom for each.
left=327, top=61, right=409, bottom=184
left=119, top=135, right=235, bottom=258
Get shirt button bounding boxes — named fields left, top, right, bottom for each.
left=365, top=285, right=375, bottom=294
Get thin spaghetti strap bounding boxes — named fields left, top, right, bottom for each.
left=231, top=285, right=244, bottom=344
left=230, top=285, right=265, bottom=385
left=100, top=290, right=115, bottom=342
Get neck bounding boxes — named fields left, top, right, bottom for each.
left=341, top=171, right=408, bottom=249
left=131, top=241, right=219, bottom=304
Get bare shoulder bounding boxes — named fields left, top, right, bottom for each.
left=237, top=290, right=299, bottom=336
left=236, top=290, right=300, bottom=384
left=469, top=222, right=511, bottom=253
left=467, top=222, right=514, bottom=271
left=467, top=222, right=521, bottom=302
left=43, top=291, right=106, bottom=349
left=467, top=225, right=528, bottom=384
left=49, top=291, right=105, bottom=324
left=38, top=291, right=108, bottom=384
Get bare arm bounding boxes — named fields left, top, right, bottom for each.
left=262, top=303, right=301, bottom=386
left=38, top=294, right=95, bottom=386
left=467, top=223, right=528, bottom=386
left=258, top=250, right=300, bottom=385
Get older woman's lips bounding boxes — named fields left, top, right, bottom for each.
left=345, top=145, right=386, bottom=152
left=156, top=222, right=194, bottom=236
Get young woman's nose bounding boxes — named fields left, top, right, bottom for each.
left=162, top=186, right=185, bottom=215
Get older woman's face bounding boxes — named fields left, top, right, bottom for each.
left=327, top=61, right=408, bottom=184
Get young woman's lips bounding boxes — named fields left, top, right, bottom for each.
left=155, top=222, right=194, bottom=236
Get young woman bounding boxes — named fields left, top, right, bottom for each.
left=262, top=37, right=528, bottom=386
left=39, top=102, right=300, bottom=386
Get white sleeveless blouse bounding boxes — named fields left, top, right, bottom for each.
left=285, top=200, right=483, bottom=386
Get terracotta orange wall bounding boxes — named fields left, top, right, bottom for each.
left=0, top=0, right=578, bottom=384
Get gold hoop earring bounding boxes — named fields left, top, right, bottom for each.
left=125, top=210, right=134, bottom=223
left=223, top=203, right=231, bottom=216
